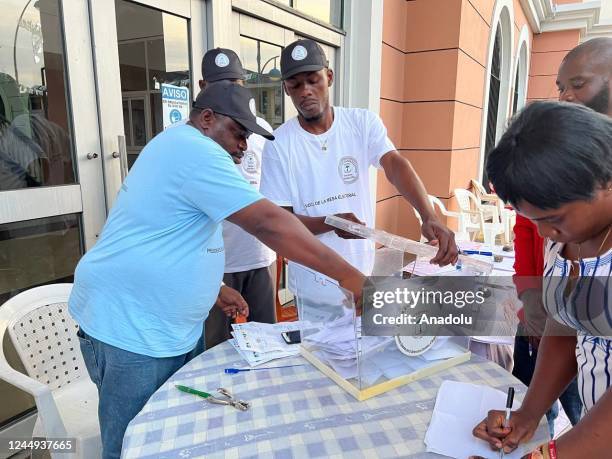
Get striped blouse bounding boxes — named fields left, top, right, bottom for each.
left=543, top=241, right=611, bottom=413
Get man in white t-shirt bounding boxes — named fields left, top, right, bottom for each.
left=198, top=48, right=277, bottom=348
left=260, top=39, right=459, bottom=293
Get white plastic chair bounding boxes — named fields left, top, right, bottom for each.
left=470, top=179, right=500, bottom=207
left=412, top=195, right=470, bottom=242
left=471, top=180, right=516, bottom=244
left=0, top=284, right=101, bottom=459
left=428, top=195, right=470, bottom=242
left=453, top=189, right=505, bottom=246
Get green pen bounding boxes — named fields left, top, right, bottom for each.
left=176, top=384, right=213, bottom=399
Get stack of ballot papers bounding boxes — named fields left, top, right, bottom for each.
left=304, top=312, right=392, bottom=384
left=425, top=380, right=548, bottom=458
left=304, top=314, right=469, bottom=386
left=229, top=321, right=309, bottom=367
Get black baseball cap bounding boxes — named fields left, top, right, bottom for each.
left=202, top=48, right=246, bottom=82
left=193, top=81, right=274, bottom=140
left=281, top=39, right=329, bottom=80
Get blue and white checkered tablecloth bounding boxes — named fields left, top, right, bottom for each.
left=122, top=342, right=534, bottom=459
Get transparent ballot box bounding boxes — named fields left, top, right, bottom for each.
left=325, top=215, right=494, bottom=275
left=293, top=264, right=471, bottom=401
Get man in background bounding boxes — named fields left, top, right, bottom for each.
left=187, top=48, right=278, bottom=349
left=261, top=39, right=458, bottom=296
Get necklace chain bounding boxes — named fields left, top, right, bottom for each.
left=316, top=134, right=329, bottom=151
left=576, top=224, right=612, bottom=264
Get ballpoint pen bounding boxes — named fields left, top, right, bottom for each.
left=461, top=250, right=494, bottom=256
left=224, top=364, right=306, bottom=374
left=500, top=387, right=515, bottom=458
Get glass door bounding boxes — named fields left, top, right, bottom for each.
left=0, top=0, right=107, bottom=430
left=122, top=95, right=150, bottom=168
left=114, top=0, right=191, bottom=170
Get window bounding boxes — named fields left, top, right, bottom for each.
left=1, top=0, right=77, bottom=192
left=240, top=36, right=284, bottom=129
left=482, top=27, right=502, bottom=189
left=511, top=40, right=528, bottom=117
left=275, top=0, right=343, bottom=28
left=512, top=64, right=520, bottom=115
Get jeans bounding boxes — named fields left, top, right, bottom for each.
left=513, top=335, right=583, bottom=437
left=77, top=328, right=205, bottom=459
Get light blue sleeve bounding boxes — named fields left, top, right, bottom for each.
left=181, top=145, right=264, bottom=223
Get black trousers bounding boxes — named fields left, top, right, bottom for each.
left=205, top=262, right=276, bottom=349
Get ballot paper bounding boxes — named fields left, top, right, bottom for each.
left=228, top=339, right=294, bottom=367
left=231, top=321, right=312, bottom=353
left=304, top=312, right=392, bottom=382
left=425, top=381, right=548, bottom=458
left=229, top=321, right=312, bottom=367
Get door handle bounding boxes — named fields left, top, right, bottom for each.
left=86, top=152, right=99, bottom=160
left=114, top=135, right=128, bottom=182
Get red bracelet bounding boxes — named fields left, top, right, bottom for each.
left=548, top=440, right=558, bottom=459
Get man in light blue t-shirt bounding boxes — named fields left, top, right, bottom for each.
left=69, top=81, right=364, bottom=459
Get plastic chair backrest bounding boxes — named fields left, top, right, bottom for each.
left=429, top=196, right=448, bottom=215
left=470, top=179, right=488, bottom=198
left=2, top=284, right=88, bottom=391
left=453, top=188, right=478, bottom=211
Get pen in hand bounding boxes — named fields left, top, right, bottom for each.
left=500, top=387, right=515, bottom=458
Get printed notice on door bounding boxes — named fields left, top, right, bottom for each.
left=161, top=83, right=189, bottom=129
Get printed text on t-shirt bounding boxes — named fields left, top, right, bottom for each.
left=303, top=192, right=357, bottom=209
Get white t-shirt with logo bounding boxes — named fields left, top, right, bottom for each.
left=260, top=107, right=395, bottom=293
left=222, top=116, right=276, bottom=273
left=169, top=116, right=276, bottom=273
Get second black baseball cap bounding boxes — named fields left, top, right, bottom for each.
left=193, top=81, right=274, bottom=140
left=202, top=48, right=246, bottom=82
left=281, top=39, right=329, bottom=80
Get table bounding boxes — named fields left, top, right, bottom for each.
left=122, top=342, right=536, bottom=459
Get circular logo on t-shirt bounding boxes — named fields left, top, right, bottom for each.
left=249, top=98, right=257, bottom=117
left=291, top=45, right=308, bottom=61
left=338, top=156, right=359, bottom=184
left=215, top=53, right=230, bottom=67
left=242, top=151, right=259, bottom=174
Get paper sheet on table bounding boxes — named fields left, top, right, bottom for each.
left=231, top=320, right=315, bottom=353
left=425, top=381, right=538, bottom=459
left=228, top=338, right=299, bottom=367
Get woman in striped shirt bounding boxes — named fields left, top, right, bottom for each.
left=472, top=101, right=611, bottom=458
